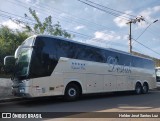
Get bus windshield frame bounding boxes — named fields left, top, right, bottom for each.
left=13, top=36, right=35, bottom=80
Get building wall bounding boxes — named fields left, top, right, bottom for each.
left=0, top=78, right=12, bottom=99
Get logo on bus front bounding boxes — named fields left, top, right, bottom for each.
left=107, top=56, right=132, bottom=73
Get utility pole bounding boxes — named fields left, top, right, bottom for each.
left=126, top=16, right=145, bottom=53
left=128, top=21, right=132, bottom=53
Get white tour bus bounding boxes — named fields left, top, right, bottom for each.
left=4, top=35, right=156, bottom=101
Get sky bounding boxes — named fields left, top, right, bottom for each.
left=0, top=0, right=160, bottom=59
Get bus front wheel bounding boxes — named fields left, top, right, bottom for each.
left=64, top=83, right=80, bottom=101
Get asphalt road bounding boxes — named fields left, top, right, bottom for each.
left=0, top=90, right=160, bottom=121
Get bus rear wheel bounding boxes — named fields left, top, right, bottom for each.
left=64, top=83, right=80, bottom=101
left=142, top=83, right=149, bottom=94
left=135, top=83, right=142, bottom=95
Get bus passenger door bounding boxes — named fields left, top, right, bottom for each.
left=104, top=75, right=117, bottom=92
left=86, top=74, right=104, bottom=93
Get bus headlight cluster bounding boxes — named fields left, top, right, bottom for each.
left=19, top=88, right=25, bottom=93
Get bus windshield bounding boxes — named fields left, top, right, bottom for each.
left=15, top=48, right=32, bottom=79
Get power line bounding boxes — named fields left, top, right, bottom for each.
left=0, top=10, right=34, bottom=22
left=1, top=1, right=160, bottom=57
left=6, top=0, right=123, bottom=37
left=7, top=0, right=117, bottom=32
left=132, top=38, right=160, bottom=56
left=0, top=13, right=36, bottom=26
left=147, top=29, right=160, bottom=38
left=0, top=9, right=117, bottom=38
left=134, top=19, right=158, bottom=41
left=78, top=0, right=130, bottom=20
left=1, top=13, right=159, bottom=57
left=0, top=13, right=106, bottom=42
left=1, top=12, right=160, bottom=56
left=6, top=0, right=160, bottom=43
left=132, top=47, right=144, bottom=54
left=37, top=0, right=115, bottom=31
left=66, top=30, right=93, bottom=38
left=84, top=0, right=137, bottom=18
left=142, top=21, right=160, bottom=39
left=78, top=0, right=160, bottom=56
left=5, top=0, right=124, bottom=38
left=0, top=13, right=125, bottom=47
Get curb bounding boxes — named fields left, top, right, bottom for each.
left=0, top=97, right=22, bottom=103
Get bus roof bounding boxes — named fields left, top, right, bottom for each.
left=31, top=34, right=153, bottom=62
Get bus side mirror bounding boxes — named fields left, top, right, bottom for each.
left=4, top=56, right=16, bottom=73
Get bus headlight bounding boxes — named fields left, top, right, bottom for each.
left=19, top=88, right=25, bottom=93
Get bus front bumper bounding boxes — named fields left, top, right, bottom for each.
left=12, top=87, right=31, bottom=97
left=12, top=82, right=31, bottom=97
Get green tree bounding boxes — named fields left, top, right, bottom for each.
left=24, top=8, right=71, bottom=38
left=0, top=26, right=29, bottom=69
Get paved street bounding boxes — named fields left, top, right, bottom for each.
left=0, top=90, right=160, bottom=121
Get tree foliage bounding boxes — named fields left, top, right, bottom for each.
left=24, top=8, right=71, bottom=38
left=0, top=8, right=72, bottom=76
left=0, top=26, right=29, bottom=74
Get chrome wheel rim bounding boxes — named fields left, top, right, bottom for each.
left=68, top=88, right=76, bottom=97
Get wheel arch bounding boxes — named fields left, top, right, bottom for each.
left=143, top=81, right=149, bottom=89
left=135, top=81, right=142, bottom=87
left=64, top=80, right=83, bottom=95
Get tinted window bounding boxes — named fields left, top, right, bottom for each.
left=56, top=39, right=76, bottom=59
left=55, top=39, right=153, bottom=69
left=131, top=56, right=154, bottom=69
left=29, top=37, right=58, bottom=78
left=104, top=51, right=131, bottom=66
left=29, top=36, right=154, bottom=78
left=132, top=56, right=144, bottom=68
left=86, top=46, right=105, bottom=62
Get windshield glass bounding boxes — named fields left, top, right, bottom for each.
left=22, top=36, right=35, bottom=46
left=15, top=48, right=32, bottom=78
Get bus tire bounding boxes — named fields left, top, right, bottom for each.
left=64, top=83, right=80, bottom=101
left=142, top=83, right=149, bottom=94
left=135, top=83, right=142, bottom=95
